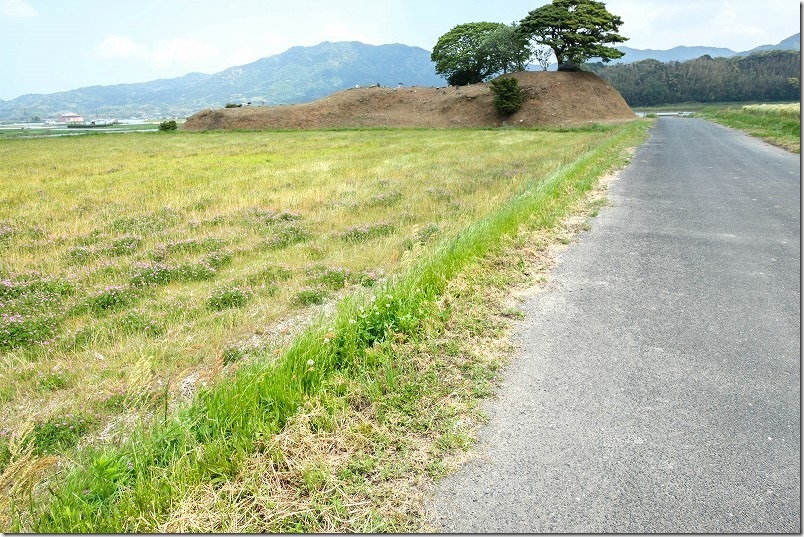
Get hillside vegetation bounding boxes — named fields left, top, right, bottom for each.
left=184, top=71, right=635, bottom=130
left=586, top=50, right=801, bottom=106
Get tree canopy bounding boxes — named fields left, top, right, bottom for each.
left=518, top=0, right=627, bottom=71
left=585, top=50, right=801, bottom=106
left=431, top=22, right=532, bottom=85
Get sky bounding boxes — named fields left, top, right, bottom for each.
left=0, top=0, right=801, bottom=100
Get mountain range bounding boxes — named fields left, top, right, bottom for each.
left=0, top=34, right=799, bottom=122
left=608, top=33, right=800, bottom=64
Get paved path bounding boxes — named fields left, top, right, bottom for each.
left=431, top=118, right=801, bottom=532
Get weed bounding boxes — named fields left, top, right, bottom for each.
left=246, top=265, right=294, bottom=286
left=110, top=208, right=180, bottom=235
left=66, top=246, right=96, bottom=263
left=32, top=413, right=98, bottom=455
left=36, top=370, right=74, bottom=392
left=105, top=235, right=142, bottom=256
left=222, top=343, right=262, bottom=365
left=0, top=313, right=60, bottom=350
left=365, top=191, right=403, bottom=208
left=264, top=222, right=309, bottom=250
left=307, top=266, right=350, bottom=290
left=340, top=222, right=395, bottom=243
left=243, top=208, right=303, bottom=227
left=404, top=223, right=441, bottom=250
left=175, top=261, right=218, bottom=281
left=294, top=287, right=328, bottom=306
left=85, top=285, right=137, bottom=315
left=164, top=237, right=226, bottom=255
left=130, top=261, right=175, bottom=287
left=99, top=388, right=129, bottom=412
left=501, top=307, right=526, bottom=320
left=0, top=223, right=14, bottom=243
left=117, top=310, right=163, bottom=337
left=208, top=285, right=252, bottom=311
left=355, top=269, right=382, bottom=287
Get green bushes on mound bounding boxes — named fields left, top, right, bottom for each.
left=490, top=77, right=524, bottom=115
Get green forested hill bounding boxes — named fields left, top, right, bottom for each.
left=585, top=50, right=801, bottom=107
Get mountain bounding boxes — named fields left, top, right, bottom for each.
left=1, top=34, right=798, bottom=123
left=0, top=41, right=446, bottom=122
left=741, top=33, right=801, bottom=54
left=608, top=33, right=800, bottom=64
left=614, top=45, right=738, bottom=63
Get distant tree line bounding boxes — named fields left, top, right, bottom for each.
left=584, top=50, right=801, bottom=106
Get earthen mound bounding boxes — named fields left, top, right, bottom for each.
left=182, top=71, right=635, bottom=131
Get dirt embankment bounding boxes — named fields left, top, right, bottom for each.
left=183, top=71, right=636, bottom=131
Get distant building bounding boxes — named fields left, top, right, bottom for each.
left=59, top=112, right=83, bottom=123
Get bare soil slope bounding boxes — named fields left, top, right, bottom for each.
left=183, top=71, right=635, bottom=131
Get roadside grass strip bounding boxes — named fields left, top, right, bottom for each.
left=4, top=121, right=648, bottom=532
left=699, top=103, right=800, bottom=153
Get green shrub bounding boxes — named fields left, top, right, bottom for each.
left=158, top=120, right=178, bottom=132
left=489, top=77, right=524, bottom=115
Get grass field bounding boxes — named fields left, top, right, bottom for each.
left=0, top=123, right=649, bottom=531
left=695, top=103, right=800, bottom=153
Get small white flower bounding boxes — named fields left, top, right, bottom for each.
left=307, top=359, right=315, bottom=366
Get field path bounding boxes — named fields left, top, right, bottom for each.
left=430, top=118, right=801, bottom=532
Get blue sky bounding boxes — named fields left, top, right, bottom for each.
left=0, top=0, right=800, bottom=100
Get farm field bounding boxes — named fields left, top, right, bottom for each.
left=0, top=123, right=648, bottom=531
left=0, top=123, right=161, bottom=139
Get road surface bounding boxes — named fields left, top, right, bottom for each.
left=430, top=117, right=801, bottom=533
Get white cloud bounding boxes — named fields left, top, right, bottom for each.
left=151, top=37, right=221, bottom=68
left=0, top=0, right=38, bottom=18
left=319, top=20, right=380, bottom=45
left=96, top=35, right=149, bottom=59
left=609, top=0, right=800, bottom=50
left=95, top=34, right=221, bottom=72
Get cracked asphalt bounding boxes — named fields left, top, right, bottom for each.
left=430, top=117, right=801, bottom=533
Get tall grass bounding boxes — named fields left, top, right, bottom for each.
left=698, top=103, right=800, bottom=153
left=0, top=122, right=648, bottom=531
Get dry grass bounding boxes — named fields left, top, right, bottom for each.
left=741, top=103, right=800, bottom=116
left=0, top=120, right=649, bottom=531
left=0, top=128, right=616, bottom=458
left=155, top=163, right=627, bottom=533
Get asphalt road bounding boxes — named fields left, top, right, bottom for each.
left=430, top=117, right=801, bottom=533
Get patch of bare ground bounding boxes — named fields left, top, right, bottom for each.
left=183, top=71, right=635, bottom=131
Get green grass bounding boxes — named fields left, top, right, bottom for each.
left=0, top=122, right=650, bottom=531
left=696, top=103, right=800, bottom=153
